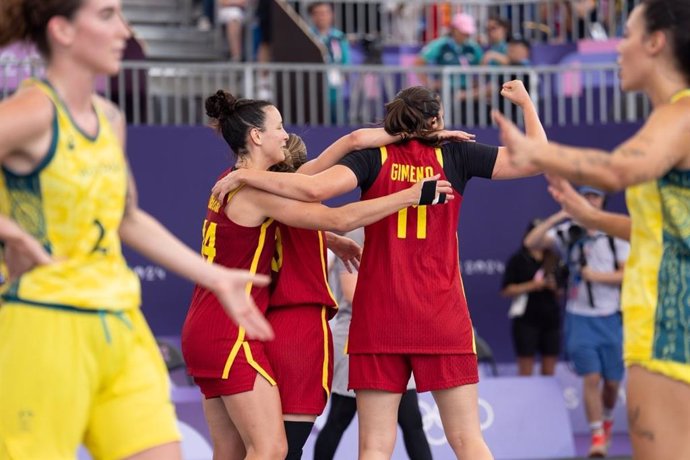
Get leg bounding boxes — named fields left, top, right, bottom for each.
left=356, top=390, right=403, bottom=460
left=313, top=394, right=358, bottom=460
left=284, top=420, right=314, bottom=460
left=227, top=19, right=243, bottom=61
left=397, top=390, right=432, bottom=460
left=540, top=355, right=558, bottom=376
left=0, top=306, right=91, bottom=459
left=516, top=356, right=535, bottom=376
left=512, top=318, right=538, bottom=376
left=582, top=372, right=603, bottom=425
left=602, top=379, right=620, bottom=413
left=432, top=384, right=493, bottom=460
left=626, top=365, right=690, bottom=460
left=222, top=374, right=288, bottom=460
left=202, top=397, right=245, bottom=460
left=124, top=443, right=182, bottom=460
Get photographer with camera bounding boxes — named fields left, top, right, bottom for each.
left=501, top=219, right=566, bottom=377
left=524, top=187, right=629, bottom=458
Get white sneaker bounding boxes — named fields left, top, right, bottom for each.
left=197, top=16, right=211, bottom=32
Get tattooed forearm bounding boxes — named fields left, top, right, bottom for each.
left=628, top=406, right=656, bottom=442
left=618, top=146, right=646, bottom=157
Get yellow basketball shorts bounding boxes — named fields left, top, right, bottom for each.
left=0, top=303, right=180, bottom=459
left=624, top=302, right=690, bottom=385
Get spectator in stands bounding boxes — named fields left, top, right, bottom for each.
left=197, top=0, right=215, bottom=31
left=481, top=16, right=510, bottom=66
left=383, top=1, right=422, bottom=45
left=501, top=219, right=564, bottom=377
left=218, top=0, right=246, bottom=61
left=255, top=0, right=273, bottom=99
left=506, top=36, right=532, bottom=66
left=524, top=188, right=629, bottom=457
left=308, top=1, right=351, bottom=122
left=416, top=12, right=483, bottom=98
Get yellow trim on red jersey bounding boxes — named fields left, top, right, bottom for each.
left=380, top=146, right=388, bottom=164
left=471, top=326, right=477, bottom=355
left=317, top=231, right=338, bottom=307
left=670, top=88, right=690, bottom=103
left=397, top=207, right=408, bottom=238
left=242, top=342, right=277, bottom=386
left=435, top=147, right=444, bottom=167
left=321, top=306, right=331, bottom=398
left=417, top=206, right=427, bottom=239
left=221, top=217, right=274, bottom=379
left=222, top=329, right=246, bottom=379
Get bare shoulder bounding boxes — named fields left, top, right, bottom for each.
left=0, top=85, right=54, bottom=129
left=93, top=95, right=125, bottom=130
left=0, top=86, right=54, bottom=157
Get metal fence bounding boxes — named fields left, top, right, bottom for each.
left=285, top=0, right=642, bottom=45
left=0, top=59, right=649, bottom=128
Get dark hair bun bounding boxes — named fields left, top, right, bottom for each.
left=205, top=90, right=239, bottom=119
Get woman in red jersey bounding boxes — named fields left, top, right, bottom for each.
left=264, top=134, right=365, bottom=459
left=212, top=80, right=547, bottom=460
left=181, top=90, right=454, bottom=459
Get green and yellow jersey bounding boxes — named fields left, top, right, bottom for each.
left=0, top=79, right=140, bottom=311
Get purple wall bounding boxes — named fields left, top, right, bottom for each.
left=126, top=122, right=641, bottom=362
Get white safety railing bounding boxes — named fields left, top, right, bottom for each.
left=0, top=59, right=649, bottom=128
left=287, top=0, right=642, bottom=45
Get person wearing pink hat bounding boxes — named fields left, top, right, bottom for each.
left=416, top=12, right=483, bottom=93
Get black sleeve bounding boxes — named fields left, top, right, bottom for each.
left=337, top=148, right=381, bottom=193
left=442, top=142, right=498, bottom=195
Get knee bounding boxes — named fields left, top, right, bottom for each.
left=445, top=431, right=485, bottom=452
left=249, top=438, right=288, bottom=460
left=583, top=374, right=602, bottom=390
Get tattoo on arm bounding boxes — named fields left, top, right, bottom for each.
left=628, top=405, right=655, bottom=442
left=618, top=146, right=646, bottom=157
left=124, top=168, right=139, bottom=217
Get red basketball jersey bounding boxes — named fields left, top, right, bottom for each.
left=269, top=223, right=337, bottom=316
left=348, top=141, right=474, bottom=354
left=182, top=171, right=277, bottom=378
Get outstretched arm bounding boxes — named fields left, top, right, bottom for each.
left=297, top=128, right=401, bottom=176
left=491, top=80, right=548, bottom=179
left=523, top=209, right=568, bottom=250
left=249, top=174, right=453, bottom=233
left=494, top=101, right=690, bottom=191
left=106, top=101, right=273, bottom=340
left=119, top=173, right=273, bottom=340
left=547, top=175, right=631, bottom=241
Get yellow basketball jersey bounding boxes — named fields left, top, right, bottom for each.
left=0, top=79, right=140, bottom=311
left=622, top=88, right=690, bottom=368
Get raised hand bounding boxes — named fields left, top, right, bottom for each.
left=547, top=175, right=595, bottom=224
left=500, top=79, right=532, bottom=107
left=492, top=110, right=536, bottom=169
